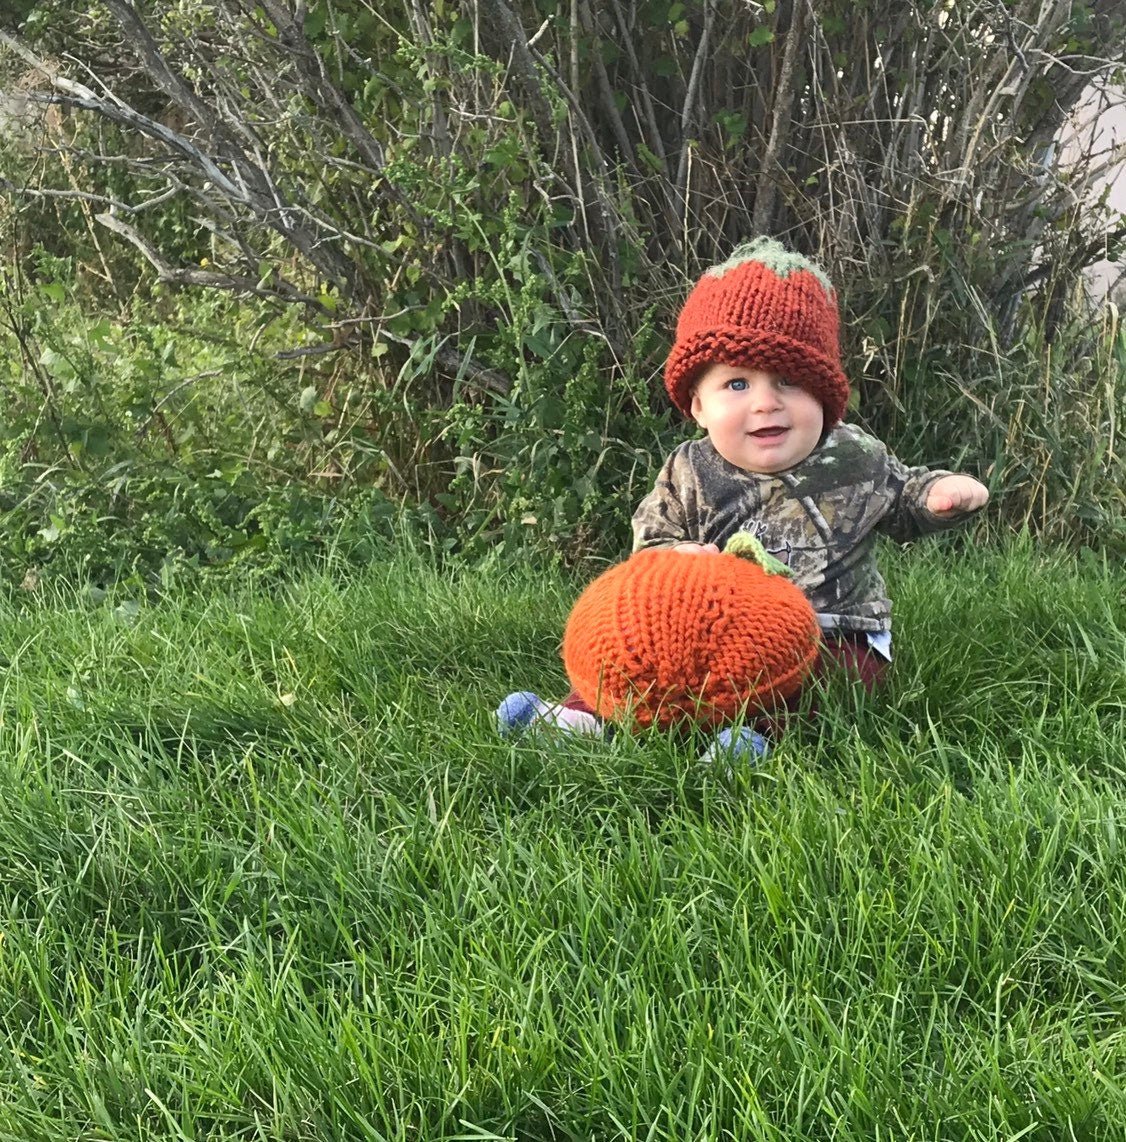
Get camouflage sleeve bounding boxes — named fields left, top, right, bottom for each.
left=631, top=447, right=695, bottom=551
left=877, top=452, right=974, bottom=542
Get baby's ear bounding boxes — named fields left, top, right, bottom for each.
left=689, top=390, right=706, bottom=426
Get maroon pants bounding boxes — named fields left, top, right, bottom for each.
left=561, top=633, right=889, bottom=736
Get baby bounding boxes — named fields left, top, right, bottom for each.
left=498, top=237, right=988, bottom=758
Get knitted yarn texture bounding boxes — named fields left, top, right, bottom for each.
left=562, top=540, right=821, bottom=730
left=664, top=237, right=851, bottom=426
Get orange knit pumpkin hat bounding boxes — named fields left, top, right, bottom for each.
left=664, top=237, right=850, bottom=427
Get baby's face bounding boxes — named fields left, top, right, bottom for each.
left=690, top=363, right=824, bottom=474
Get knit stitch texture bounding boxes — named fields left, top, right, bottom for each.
left=562, top=545, right=821, bottom=730
left=664, top=237, right=850, bottom=426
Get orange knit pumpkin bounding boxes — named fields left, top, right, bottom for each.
left=562, top=536, right=821, bottom=730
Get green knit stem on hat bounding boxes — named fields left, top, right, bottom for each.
left=723, top=531, right=792, bottom=576
left=705, top=236, right=833, bottom=295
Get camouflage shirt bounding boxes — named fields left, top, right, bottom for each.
left=631, top=424, right=976, bottom=634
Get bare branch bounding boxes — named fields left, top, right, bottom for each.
left=1, top=32, right=247, bottom=199
left=102, top=0, right=228, bottom=134
left=5, top=19, right=370, bottom=299
left=675, top=0, right=714, bottom=223
left=95, top=210, right=328, bottom=308
left=0, top=180, right=138, bottom=213
left=752, top=0, right=808, bottom=235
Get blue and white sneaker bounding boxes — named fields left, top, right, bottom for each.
left=496, top=691, right=545, bottom=736
left=495, top=691, right=602, bottom=738
left=701, top=725, right=771, bottom=766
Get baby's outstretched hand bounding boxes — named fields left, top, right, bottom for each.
left=672, top=542, right=721, bottom=555
left=926, top=475, right=989, bottom=517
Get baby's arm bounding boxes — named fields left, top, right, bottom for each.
left=632, top=445, right=705, bottom=550
left=925, top=474, right=990, bottom=517
left=876, top=442, right=988, bottom=540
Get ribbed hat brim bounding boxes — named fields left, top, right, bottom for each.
left=664, top=329, right=850, bottom=426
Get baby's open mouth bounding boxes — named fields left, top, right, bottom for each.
left=749, top=426, right=788, bottom=439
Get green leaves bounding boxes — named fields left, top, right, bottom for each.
left=712, top=110, right=748, bottom=149
left=3, top=0, right=1123, bottom=578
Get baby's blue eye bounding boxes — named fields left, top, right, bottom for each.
left=728, top=378, right=748, bottom=391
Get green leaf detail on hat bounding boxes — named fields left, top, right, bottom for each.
left=723, top=531, right=792, bottom=576
left=705, top=236, right=833, bottom=295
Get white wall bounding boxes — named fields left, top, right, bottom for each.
left=1065, top=87, right=1126, bottom=301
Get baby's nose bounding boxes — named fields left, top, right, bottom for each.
left=750, top=384, right=783, bottom=410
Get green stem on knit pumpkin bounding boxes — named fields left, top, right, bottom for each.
left=723, top=531, right=792, bottom=575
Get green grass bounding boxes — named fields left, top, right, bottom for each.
left=0, top=537, right=1124, bottom=1140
